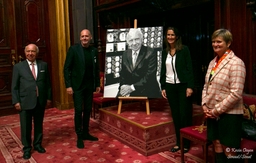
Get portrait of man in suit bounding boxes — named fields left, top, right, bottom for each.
left=11, top=44, right=52, bottom=159
left=117, top=28, right=161, bottom=98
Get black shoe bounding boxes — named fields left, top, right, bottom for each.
left=23, top=151, right=31, bottom=159
left=170, top=146, right=180, bottom=152
left=83, top=134, right=98, bottom=141
left=34, top=145, right=46, bottom=153
left=77, top=139, right=84, bottom=149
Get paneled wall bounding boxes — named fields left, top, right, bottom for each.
left=94, top=0, right=214, bottom=104
left=214, top=0, right=256, bottom=94
left=94, top=0, right=256, bottom=102
left=71, top=0, right=94, bottom=44
left=0, top=0, right=51, bottom=114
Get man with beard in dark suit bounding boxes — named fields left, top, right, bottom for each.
left=117, top=28, right=161, bottom=98
left=11, top=44, right=52, bottom=159
left=63, top=29, right=101, bottom=149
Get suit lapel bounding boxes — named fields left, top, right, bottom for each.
left=23, top=60, right=35, bottom=80
left=78, top=44, right=85, bottom=68
left=36, top=60, right=41, bottom=81
left=133, top=46, right=146, bottom=69
left=89, top=47, right=94, bottom=65
left=127, top=50, right=134, bottom=70
left=210, top=52, right=233, bottom=81
left=134, top=50, right=142, bottom=68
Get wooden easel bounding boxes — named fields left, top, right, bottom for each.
left=117, top=96, right=150, bottom=115
left=117, top=19, right=150, bottom=115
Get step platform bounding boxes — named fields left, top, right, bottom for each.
left=98, top=98, right=204, bottom=156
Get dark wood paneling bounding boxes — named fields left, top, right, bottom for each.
left=0, top=0, right=16, bottom=113
left=96, top=0, right=117, bottom=6
left=0, top=0, right=51, bottom=116
left=95, top=0, right=256, bottom=95
left=95, top=0, right=215, bottom=104
left=15, top=0, right=50, bottom=63
left=245, top=2, right=256, bottom=94
left=214, top=0, right=256, bottom=94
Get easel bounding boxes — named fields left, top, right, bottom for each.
left=117, top=19, right=150, bottom=115
left=117, top=97, right=150, bottom=115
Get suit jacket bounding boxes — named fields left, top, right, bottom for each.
left=11, top=60, right=52, bottom=110
left=160, top=45, right=194, bottom=90
left=201, top=51, right=246, bottom=115
left=63, top=43, right=100, bottom=91
left=118, top=45, right=161, bottom=98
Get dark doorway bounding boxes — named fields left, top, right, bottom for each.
left=0, top=0, right=51, bottom=116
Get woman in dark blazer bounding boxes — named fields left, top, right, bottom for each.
left=160, top=27, right=194, bottom=153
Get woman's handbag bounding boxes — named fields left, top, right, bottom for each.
left=242, top=104, right=256, bottom=141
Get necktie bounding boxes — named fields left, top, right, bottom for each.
left=31, top=63, right=36, bottom=79
left=133, top=52, right=137, bottom=67
left=31, top=62, right=38, bottom=96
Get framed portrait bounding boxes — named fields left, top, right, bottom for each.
left=104, top=27, right=163, bottom=98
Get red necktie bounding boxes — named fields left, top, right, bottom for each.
left=31, top=63, right=36, bottom=79
left=31, top=63, right=38, bottom=96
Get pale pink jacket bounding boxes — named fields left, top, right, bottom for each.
left=202, top=51, right=246, bottom=115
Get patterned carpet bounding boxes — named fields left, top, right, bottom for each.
left=98, top=99, right=205, bottom=156
left=0, top=107, right=210, bottom=163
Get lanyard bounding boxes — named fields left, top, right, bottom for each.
left=210, top=49, right=231, bottom=76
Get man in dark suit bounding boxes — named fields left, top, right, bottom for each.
left=117, top=28, right=161, bottom=98
left=63, top=29, right=101, bottom=149
left=11, top=44, right=52, bottom=159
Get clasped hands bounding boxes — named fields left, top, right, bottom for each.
left=202, top=105, right=219, bottom=119
left=120, top=85, right=133, bottom=96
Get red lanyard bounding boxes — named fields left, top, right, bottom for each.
left=210, top=49, right=231, bottom=75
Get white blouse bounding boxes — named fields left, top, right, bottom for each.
left=165, top=53, right=180, bottom=84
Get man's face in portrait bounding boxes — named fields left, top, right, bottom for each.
left=127, top=30, right=143, bottom=51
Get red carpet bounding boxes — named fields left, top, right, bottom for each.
left=0, top=107, right=211, bottom=163
left=98, top=99, right=205, bottom=156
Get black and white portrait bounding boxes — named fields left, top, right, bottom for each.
left=104, top=27, right=163, bottom=98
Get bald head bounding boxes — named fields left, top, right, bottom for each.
left=80, top=29, right=92, bottom=47
left=24, top=44, right=38, bottom=62
left=25, top=44, right=39, bottom=53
